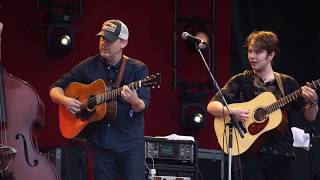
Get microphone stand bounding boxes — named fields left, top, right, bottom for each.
left=194, top=45, right=244, bottom=180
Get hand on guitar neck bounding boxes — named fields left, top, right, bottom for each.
left=301, top=84, right=318, bottom=104
left=301, top=84, right=319, bottom=121
left=121, top=85, right=145, bottom=112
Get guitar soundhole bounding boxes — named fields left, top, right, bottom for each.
left=86, top=96, right=97, bottom=112
left=254, top=108, right=268, bottom=122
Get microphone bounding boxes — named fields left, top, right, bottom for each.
left=181, top=32, right=208, bottom=49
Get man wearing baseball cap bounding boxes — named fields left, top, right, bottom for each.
left=50, top=19, right=150, bottom=180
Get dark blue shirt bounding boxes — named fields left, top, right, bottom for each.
left=51, top=54, right=150, bottom=149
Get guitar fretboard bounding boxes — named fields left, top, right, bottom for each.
left=94, top=81, right=142, bottom=104
left=266, top=79, right=320, bottom=114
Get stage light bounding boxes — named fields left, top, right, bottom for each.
left=60, top=35, right=71, bottom=46
left=193, top=113, right=203, bottom=123
left=37, top=0, right=82, bottom=57
left=180, top=92, right=207, bottom=134
left=46, top=19, right=74, bottom=58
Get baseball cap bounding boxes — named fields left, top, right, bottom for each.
left=96, top=19, right=129, bottom=41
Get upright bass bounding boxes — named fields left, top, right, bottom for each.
left=0, top=23, right=60, bottom=179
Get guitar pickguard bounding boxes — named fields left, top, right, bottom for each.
left=248, top=118, right=269, bottom=135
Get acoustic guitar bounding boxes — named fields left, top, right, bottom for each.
left=214, top=79, right=319, bottom=156
left=59, top=73, right=161, bottom=139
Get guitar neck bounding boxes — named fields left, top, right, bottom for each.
left=95, top=81, right=142, bottom=104
left=267, top=78, right=320, bottom=114
left=267, top=89, right=301, bottom=114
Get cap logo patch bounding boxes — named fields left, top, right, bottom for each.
left=102, top=22, right=117, bottom=32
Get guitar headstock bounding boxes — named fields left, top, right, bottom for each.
left=141, top=73, right=161, bottom=89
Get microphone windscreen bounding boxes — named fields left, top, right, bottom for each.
left=181, top=32, right=189, bottom=40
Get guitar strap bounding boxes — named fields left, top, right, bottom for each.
left=274, top=72, right=285, bottom=97
left=114, top=55, right=128, bottom=88
left=240, top=70, right=255, bottom=101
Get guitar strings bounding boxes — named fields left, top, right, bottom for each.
left=79, top=81, right=141, bottom=109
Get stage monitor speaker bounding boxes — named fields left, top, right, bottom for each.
left=46, top=146, right=87, bottom=180
left=197, top=149, right=225, bottom=180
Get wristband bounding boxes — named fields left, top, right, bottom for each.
left=308, top=99, right=318, bottom=106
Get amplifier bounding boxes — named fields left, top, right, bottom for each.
left=148, top=175, right=191, bottom=180
left=145, top=136, right=196, bottom=165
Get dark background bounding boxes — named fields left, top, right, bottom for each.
left=1, top=0, right=320, bottom=179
